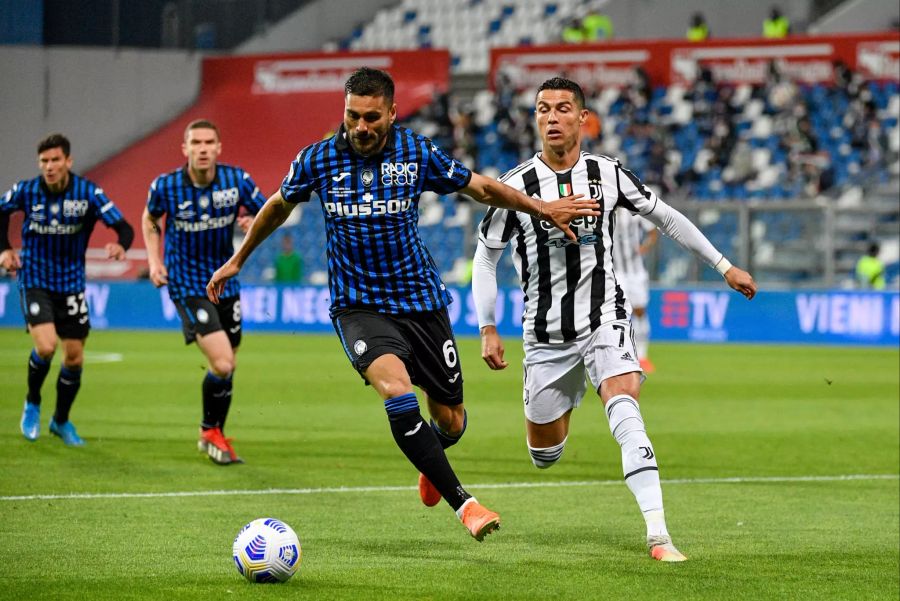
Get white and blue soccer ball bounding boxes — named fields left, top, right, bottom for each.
left=232, top=518, right=302, bottom=583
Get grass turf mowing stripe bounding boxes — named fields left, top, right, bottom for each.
left=1, top=473, right=896, bottom=502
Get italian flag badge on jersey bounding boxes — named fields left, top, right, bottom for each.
left=558, top=183, right=572, bottom=196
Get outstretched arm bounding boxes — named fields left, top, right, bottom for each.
left=643, top=199, right=757, bottom=300
left=462, top=172, right=598, bottom=242
left=207, top=191, right=296, bottom=302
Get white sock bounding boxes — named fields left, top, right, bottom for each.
left=455, top=497, right=477, bottom=520
left=605, top=394, right=669, bottom=538
left=632, top=313, right=650, bottom=359
left=527, top=436, right=567, bottom=469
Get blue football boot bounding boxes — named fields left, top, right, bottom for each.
left=49, top=419, right=85, bottom=446
left=20, top=401, right=40, bottom=441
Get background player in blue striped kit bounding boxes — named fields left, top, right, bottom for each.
left=207, top=68, right=599, bottom=540
left=0, top=133, right=134, bottom=446
left=142, top=119, right=266, bottom=465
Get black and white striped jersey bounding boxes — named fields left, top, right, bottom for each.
left=477, top=151, right=664, bottom=344
left=613, top=207, right=654, bottom=278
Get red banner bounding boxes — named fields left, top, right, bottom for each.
left=79, top=48, right=450, bottom=269
left=490, top=32, right=900, bottom=90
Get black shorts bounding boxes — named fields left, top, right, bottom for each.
left=174, top=296, right=242, bottom=348
left=332, top=307, right=464, bottom=405
left=20, top=288, right=90, bottom=340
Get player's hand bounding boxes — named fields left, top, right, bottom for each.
left=541, top=194, right=601, bottom=242
left=207, top=261, right=240, bottom=304
left=0, top=248, right=22, bottom=272
left=236, top=215, right=254, bottom=233
left=480, top=325, right=508, bottom=370
left=725, top=266, right=757, bottom=300
left=105, top=243, right=126, bottom=261
left=149, top=263, right=168, bottom=288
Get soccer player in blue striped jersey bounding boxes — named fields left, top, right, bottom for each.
left=141, top=119, right=266, bottom=465
left=0, top=133, right=134, bottom=446
left=208, top=68, right=599, bottom=540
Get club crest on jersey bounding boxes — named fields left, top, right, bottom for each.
left=588, top=177, right=603, bottom=200
left=199, top=196, right=210, bottom=209
left=381, top=162, right=418, bottom=186
left=361, top=169, right=374, bottom=188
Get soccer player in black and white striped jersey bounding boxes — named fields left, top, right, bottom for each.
left=613, top=207, right=658, bottom=372
left=473, top=77, right=757, bottom=561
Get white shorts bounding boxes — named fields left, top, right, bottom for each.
left=522, top=320, right=642, bottom=424
left=618, top=271, right=649, bottom=310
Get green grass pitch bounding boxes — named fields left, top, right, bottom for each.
left=0, top=328, right=897, bottom=600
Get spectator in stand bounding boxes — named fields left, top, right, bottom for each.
left=582, top=7, right=614, bottom=41
left=687, top=12, right=710, bottom=41
left=856, top=243, right=886, bottom=290
left=562, top=16, right=585, bottom=43
left=763, top=6, right=791, bottom=38
left=274, top=232, right=303, bottom=284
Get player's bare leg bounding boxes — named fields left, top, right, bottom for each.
left=21, top=323, right=57, bottom=441
left=196, top=330, right=241, bottom=464
left=526, top=410, right=572, bottom=468
left=600, top=372, right=685, bottom=562
left=367, top=355, right=499, bottom=539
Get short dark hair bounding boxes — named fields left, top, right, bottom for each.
left=37, top=133, right=71, bottom=157
left=345, top=67, right=395, bottom=103
left=185, top=119, right=220, bottom=140
left=536, top=77, right=585, bottom=109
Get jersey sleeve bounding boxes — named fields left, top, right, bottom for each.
left=477, top=207, right=516, bottom=250
left=238, top=170, right=267, bottom=214
left=280, top=148, right=315, bottom=204
left=0, top=182, right=24, bottom=214
left=89, top=182, right=125, bottom=226
left=146, top=177, right=167, bottom=218
left=615, top=164, right=659, bottom=216
left=423, top=141, right=472, bottom=194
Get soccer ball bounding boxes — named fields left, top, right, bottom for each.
left=232, top=518, right=302, bottom=583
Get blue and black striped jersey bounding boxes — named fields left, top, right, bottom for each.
left=281, top=124, right=471, bottom=315
left=0, top=174, right=126, bottom=294
left=147, top=165, right=266, bottom=301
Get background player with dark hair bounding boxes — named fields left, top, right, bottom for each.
left=141, top=119, right=266, bottom=465
left=207, top=67, right=599, bottom=541
left=473, top=77, right=757, bottom=561
left=0, top=133, right=134, bottom=446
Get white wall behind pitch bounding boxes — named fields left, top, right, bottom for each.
left=0, top=46, right=200, bottom=190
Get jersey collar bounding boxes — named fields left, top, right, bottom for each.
left=333, top=124, right=397, bottom=157
left=39, top=173, right=75, bottom=196
left=180, top=165, right=220, bottom=189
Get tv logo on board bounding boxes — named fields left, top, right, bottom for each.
left=660, top=291, right=729, bottom=341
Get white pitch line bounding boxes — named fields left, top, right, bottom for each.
left=0, top=474, right=896, bottom=502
